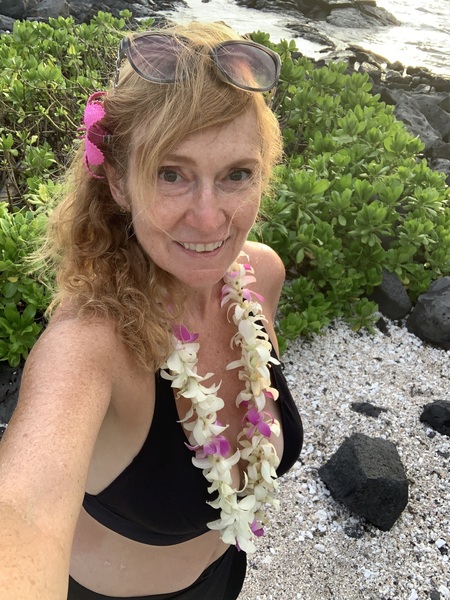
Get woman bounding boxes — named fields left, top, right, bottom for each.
left=0, top=21, right=303, bottom=600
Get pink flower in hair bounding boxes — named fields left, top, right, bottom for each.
left=80, top=91, right=109, bottom=179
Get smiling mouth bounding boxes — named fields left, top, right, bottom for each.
left=179, top=240, right=225, bottom=253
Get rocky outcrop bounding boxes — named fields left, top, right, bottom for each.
left=0, top=0, right=31, bottom=19
left=371, top=275, right=450, bottom=350
left=27, top=0, right=70, bottom=19
left=376, top=83, right=450, bottom=184
left=326, top=3, right=400, bottom=28
left=236, top=0, right=400, bottom=27
left=308, top=45, right=450, bottom=185
left=0, top=0, right=181, bottom=25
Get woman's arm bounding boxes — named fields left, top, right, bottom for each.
left=0, top=318, right=120, bottom=599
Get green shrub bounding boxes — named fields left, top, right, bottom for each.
left=0, top=10, right=137, bottom=206
left=0, top=202, right=51, bottom=365
left=250, top=33, right=450, bottom=347
left=0, top=11, right=141, bottom=364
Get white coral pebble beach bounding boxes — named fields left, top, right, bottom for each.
left=239, top=320, right=450, bottom=599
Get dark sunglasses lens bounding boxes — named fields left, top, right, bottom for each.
left=128, top=35, right=185, bottom=82
left=215, top=43, right=278, bottom=91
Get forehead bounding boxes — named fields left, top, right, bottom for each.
left=163, top=110, right=262, bottom=164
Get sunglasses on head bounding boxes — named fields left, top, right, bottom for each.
left=113, top=32, right=281, bottom=93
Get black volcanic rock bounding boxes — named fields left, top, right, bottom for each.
left=420, top=400, right=450, bottom=437
left=319, top=433, right=409, bottom=531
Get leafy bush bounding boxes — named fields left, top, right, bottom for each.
left=0, top=11, right=140, bottom=364
left=250, top=33, right=450, bottom=349
left=0, top=10, right=142, bottom=206
left=0, top=202, right=51, bottom=365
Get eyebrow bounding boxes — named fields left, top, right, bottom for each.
left=161, top=153, right=196, bottom=166
left=160, top=154, right=262, bottom=168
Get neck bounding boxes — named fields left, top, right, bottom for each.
left=184, top=280, right=223, bottom=322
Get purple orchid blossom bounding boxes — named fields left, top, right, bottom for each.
left=227, top=269, right=240, bottom=279
left=250, top=519, right=265, bottom=537
left=244, top=407, right=273, bottom=438
left=242, top=288, right=265, bottom=303
left=187, top=435, right=231, bottom=459
left=203, top=435, right=231, bottom=457
left=172, top=323, right=199, bottom=343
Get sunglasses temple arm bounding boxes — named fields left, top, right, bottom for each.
left=266, top=85, right=278, bottom=109
left=113, top=42, right=126, bottom=88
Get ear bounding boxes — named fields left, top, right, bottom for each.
left=104, top=163, right=129, bottom=211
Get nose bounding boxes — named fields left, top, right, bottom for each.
left=185, top=182, right=227, bottom=233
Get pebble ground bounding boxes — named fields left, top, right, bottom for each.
left=238, top=320, right=450, bottom=600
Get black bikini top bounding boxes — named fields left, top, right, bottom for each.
left=83, top=352, right=303, bottom=546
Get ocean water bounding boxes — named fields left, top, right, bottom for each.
left=160, top=0, right=450, bottom=76
left=322, top=0, right=450, bottom=76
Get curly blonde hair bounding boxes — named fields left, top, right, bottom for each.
left=46, top=21, right=283, bottom=372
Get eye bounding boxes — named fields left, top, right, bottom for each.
left=227, top=169, right=252, bottom=182
left=158, top=167, right=183, bottom=183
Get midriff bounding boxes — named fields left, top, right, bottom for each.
left=70, top=512, right=229, bottom=596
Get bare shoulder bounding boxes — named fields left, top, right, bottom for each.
left=0, top=312, right=133, bottom=542
left=30, top=310, right=129, bottom=378
left=18, top=312, right=132, bottom=409
left=244, top=240, right=285, bottom=279
left=243, top=241, right=285, bottom=317
left=16, top=309, right=139, bottom=444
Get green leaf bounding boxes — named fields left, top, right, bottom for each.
left=2, top=282, right=18, bottom=298
left=3, top=305, right=20, bottom=324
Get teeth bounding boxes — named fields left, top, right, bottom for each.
left=181, top=241, right=224, bottom=252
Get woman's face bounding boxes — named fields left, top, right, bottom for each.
left=113, top=110, right=263, bottom=290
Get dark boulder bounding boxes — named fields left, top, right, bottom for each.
left=429, top=158, right=450, bottom=181
left=0, top=13, right=14, bottom=29
left=67, top=0, right=178, bottom=23
left=370, top=270, right=412, bottom=320
left=381, top=90, right=450, bottom=154
left=28, top=0, right=70, bottom=19
left=428, top=140, right=450, bottom=161
left=0, top=0, right=37, bottom=19
left=406, top=277, right=450, bottom=349
left=318, top=432, right=409, bottom=531
left=395, top=102, right=440, bottom=150
left=369, top=76, right=450, bottom=183
left=420, top=400, right=450, bottom=437
left=285, top=22, right=336, bottom=50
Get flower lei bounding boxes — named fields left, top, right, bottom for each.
left=160, top=254, right=281, bottom=553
